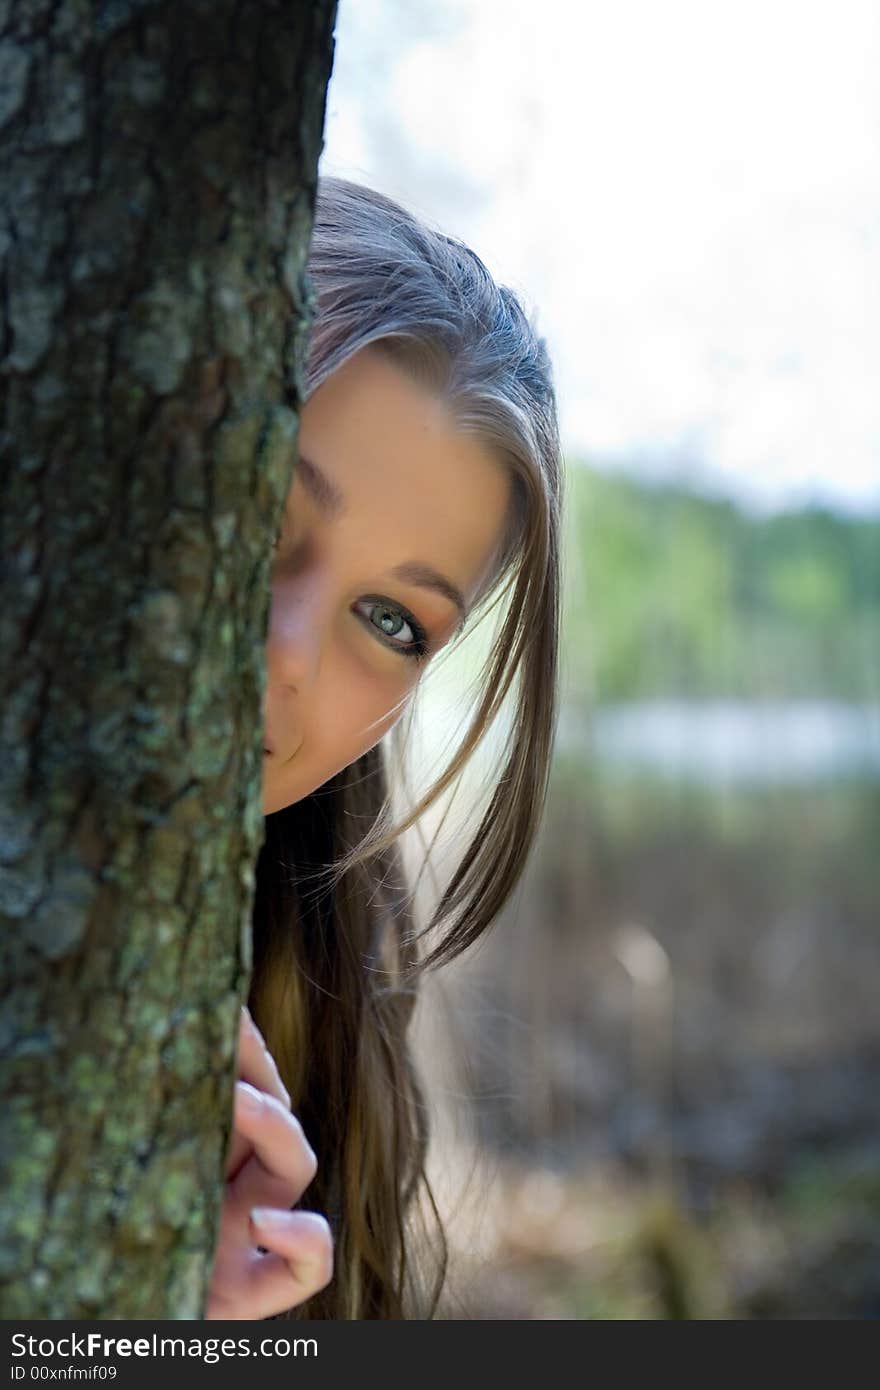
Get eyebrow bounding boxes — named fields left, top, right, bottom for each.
left=296, top=453, right=347, bottom=519
left=296, top=453, right=470, bottom=626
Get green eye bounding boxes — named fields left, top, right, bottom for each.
left=355, top=598, right=430, bottom=661
left=373, top=604, right=406, bottom=639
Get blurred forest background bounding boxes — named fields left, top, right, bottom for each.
left=322, top=0, right=880, bottom=1316
left=412, top=470, right=880, bottom=1319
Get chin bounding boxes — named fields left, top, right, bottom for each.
left=264, top=791, right=300, bottom=816
left=263, top=775, right=319, bottom=816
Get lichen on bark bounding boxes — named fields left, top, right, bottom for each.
left=0, top=0, right=338, bottom=1317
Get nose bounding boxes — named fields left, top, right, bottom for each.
left=265, top=566, right=328, bottom=695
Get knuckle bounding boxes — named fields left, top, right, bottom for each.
left=298, top=1143, right=318, bottom=1189
left=285, top=1111, right=318, bottom=1175
left=303, top=1147, right=318, bottom=1185
left=302, top=1217, right=334, bottom=1288
left=260, top=1100, right=317, bottom=1186
left=263, top=1092, right=292, bottom=1129
left=268, top=1065, right=291, bottom=1109
left=318, top=1232, right=334, bottom=1288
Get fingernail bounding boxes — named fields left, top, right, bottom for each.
left=250, top=1209, right=330, bottom=1243
left=250, top=1207, right=289, bottom=1234
left=235, top=1081, right=263, bottom=1113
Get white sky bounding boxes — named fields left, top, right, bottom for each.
left=320, top=0, right=879, bottom=516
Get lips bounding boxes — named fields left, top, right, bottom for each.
left=263, top=738, right=301, bottom=759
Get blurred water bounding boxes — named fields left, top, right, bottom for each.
left=559, top=701, right=880, bottom=784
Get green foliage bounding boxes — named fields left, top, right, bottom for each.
left=563, top=463, right=880, bottom=701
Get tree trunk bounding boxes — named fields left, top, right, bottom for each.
left=0, top=0, right=337, bottom=1318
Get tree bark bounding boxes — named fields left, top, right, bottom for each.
left=0, top=0, right=337, bottom=1318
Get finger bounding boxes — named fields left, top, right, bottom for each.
left=237, top=1007, right=290, bottom=1108
left=242, top=1210, right=334, bottom=1320
left=225, top=1126, right=261, bottom=1184
left=224, top=1128, right=250, bottom=1184
left=230, top=1081, right=318, bottom=1210
left=226, top=1009, right=291, bottom=1182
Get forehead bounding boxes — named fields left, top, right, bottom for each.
left=298, top=347, right=512, bottom=603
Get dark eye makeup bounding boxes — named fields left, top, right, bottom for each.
left=354, top=597, right=431, bottom=662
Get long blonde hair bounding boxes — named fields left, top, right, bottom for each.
left=248, top=177, right=563, bottom=1318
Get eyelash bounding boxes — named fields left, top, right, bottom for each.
left=355, top=598, right=431, bottom=663
left=271, top=533, right=430, bottom=664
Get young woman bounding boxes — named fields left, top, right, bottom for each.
left=205, top=177, right=563, bottom=1320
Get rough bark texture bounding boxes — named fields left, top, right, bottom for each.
left=0, top=0, right=337, bottom=1317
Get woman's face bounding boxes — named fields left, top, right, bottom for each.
left=261, top=345, right=511, bottom=815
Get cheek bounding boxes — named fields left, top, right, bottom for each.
left=302, top=629, right=418, bottom=752
left=263, top=669, right=418, bottom=813
left=324, top=653, right=417, bottom=749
